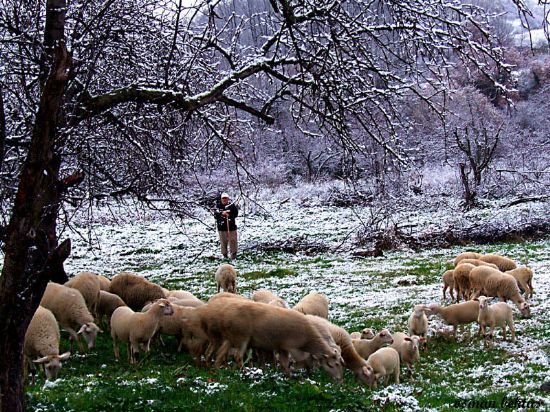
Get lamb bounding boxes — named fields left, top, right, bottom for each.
left=390, top=332, right=424, bottom=380
left=408, top=305, right=429, bottom=340
left=427, top=300, right=479, bottom=339
left=442, top=270, right=455, bottom=301
left=111, top=298, right=174, bottom=364
left=453, top=263, right=476, bottom=302
left=97, top=274, right=111, bottom=291
left=252, top=289, right=288, bottom=308
left=306, top=316, right=375, bottom=386
left=214, top=263, right=237, bottom=293
left=293, top=292, right=329, bottom=319
left=110, top=271, right=166, bottom=311
left=97, top=290, right=127, bottom=327
left=366, top=347, right=400, bottom=389
left=478, top=254, right=517, bottom=272
left=476, top=296, right=515, bottom=343
left=505, top=267, right=534, bottom=299
left=197, top=299, right=343, bottom=380
left=65, top=271, right=101, bottom=317
left=453, top=252, right=482, bottom=266
left=24, top=306, right=70, bottom=385
left=352, top=329, right=394, bottom=359
left=482, top=270, right=530, bottom=317
left=40, top=282, right=103, bottom=352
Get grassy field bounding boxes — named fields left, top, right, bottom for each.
left=25, top=226, right=550, bottom=411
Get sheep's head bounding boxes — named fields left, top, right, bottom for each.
left=77, top=322, right=103, bottom=349
left=318, top=348, right=344, bottom=384
left=378, top=329, right=393, bottom=345
left=404, top=336, right=423, bottom=353
left=519, top=301, right=531, bottom=318
left=157, top=299, right=174, bottom=316
left=33, top=352, right=70, bottom=380
left=476, top=296, right=489, bottom=310
left=361, top=328, right=375, bottom=340
left=358, top=364, right=376, bottom=388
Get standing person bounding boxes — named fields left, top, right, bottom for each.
left=214, top=192, right=239, bottom=259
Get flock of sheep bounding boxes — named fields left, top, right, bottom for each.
left=24, top=252, right=534, bottom=390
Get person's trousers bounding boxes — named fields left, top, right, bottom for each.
left=218, top=230, right=238, bottom=259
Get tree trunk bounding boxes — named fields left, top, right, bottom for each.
left=0, top=1, right=70, bottom=410
left=0, top=87, right=5, bottom=172
left=459, top=162, right=476, bottom=210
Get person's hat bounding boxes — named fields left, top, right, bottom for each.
left=221, top=192, right=230, bottom=199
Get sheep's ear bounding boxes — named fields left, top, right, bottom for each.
left=59, top=352, right=71, bottom=361
left=404, top=337, right=412, bottom=342
left=159, top=302, right=166, bottom=307
left=77, top=324, right=87, bottom=334
left=33, top=356, right=50, bottom=364
left=362, top=365, right=372, bottom=377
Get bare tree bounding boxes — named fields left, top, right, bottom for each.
left=0, top=1, right=544, bottom=410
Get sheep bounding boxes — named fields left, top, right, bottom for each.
left=24, top=306, right=70, bottom=385
left=456, top=259, right=499, bottom=269
left=476, top=296, right=516, bottom=344
left=97, top=290, right=127, bottom=327
left=478, top=254, right=517, bottom=272
left=306, top=316, right=375, bottom=386
left=505, top=267, right=534, bottom=299
left=215, top=263, right=237, bottom=293
left=390, top=332, right=424, bottom=380
left=408, top=305, right=429, bottom=340
left=427, top=300, right=479, bottom=339
left=453, top=263, right=476, bottom=302
left=350, top=328, right=375, bottom=340
left=453, top=252, right=482, bottom=266
left=110, top=271, right=166, bottom=311
left=165, top=289, right=198, bottom=300
left=293, top=292, right=329, bottom=319
left=366, top=347, right=400, bottom=389
left=40, top=282, right=103, bottom=352
left=169, top=297, right=205, bottom=308
left=482, top=270, right=531, bottom=317
left=352, top=329, right=394, bottom=359
left=196, top=299, right=343, bottom=380
left=442, top=270, right=455, bottom=301
left=252, top=289, right=288, bottom=308
left=65, top=271, right=101, bottom=317
left=208, top=292, right=248, bottom=302
left=110, top=298, right=174, bottom=364
left=98, top=274, right=111, bottom=292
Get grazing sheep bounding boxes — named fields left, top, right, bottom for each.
left=293, top=293, right=329, bottom=319
left=453, top=263, right=476, bottom=302
left=111, top=298, right=174, bottom=364
left=110, top=272, right=166, bottom=311
left=453, top=252, right=482, bottom=266
left=505, top=267, right=534, bottom=299
left=456, top=259, right=499, bottom=269
left=97, top=290, right=127, bottom=327
left=352, top=329, right=394, bottom=359
left=390, top=332, right=424, bottom=380
left=98, top=275, right=111, bottom=292
left=478, top=254, right=517, bottom=272
left=476, top=296, right=516, bottom=344
left=366, top=347, right=400, bottom=389
left=24, top=306, right=70, bottom=385
left=65, top=271, right=102, bottom=317
left=252, top=289, right=288, bottom=308
left=427, top=301, right=479, bottom=339
left=469, top=265, right=498, bottom=299
left=307, top=316, right=374, bottom=386
left=197, top=299, right=343, bottom=381
left=482, top=271, right=530, bottom=317
left=442, top=270, right=455, bottom=301
left=40, top=283, right=103, bottom=352
left=408, top=305, right=429, bottom=340
left=215, top=264, right=237, bottom=293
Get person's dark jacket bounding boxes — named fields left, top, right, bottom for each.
left=214, top=200, right=238, bottom=231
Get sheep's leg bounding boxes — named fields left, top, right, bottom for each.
left=509, top=320, right=516, bottom=343
left=112, top=334, right=120, bottom=360
left=234, top=340, right=249, bottom=369
left=214, top=340, right=231, bottom=368
left=442, top=285, right=447, bottom=300
left=278, top=351, right=292, bottom=377
left=450, top=287, right=455, bottom=302
left=394, top=368, right=400, bottom=385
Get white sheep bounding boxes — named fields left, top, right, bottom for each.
left=110, top=272, right=166, bottom=311
left=478, top=254, right=517, bottom=272
left=442, top=270, right=455, bottom=301
left=366, top=347, right=400, bottom=389
left=111, top=298, right=174, bottom=364
left=427, top=300, right=479, bottom=339
left=65, top=271, right=101, bottom=317
left=408, top=305, right=429, bottom=341
left=165, top=289, right=198, bottom=300
left=390, top=332, right=424, bottom=380
left=40, top=282, right=103, bottom=352
left=479, top=270, right=531, bottom=317
left=352, top=329, right=394, bottom=359
left=24, top=306, right=70, bottom=385
left=215, top=264, right=237, bottom=293
left=252, top=289, right=288, bottom=308
left=505, top=267, right=534, bottom=299
left=293, top=292, right=329, bottom=318
left=476, top=296, right=516, bottom=344
left=452, top=263, right=476, bottom=302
